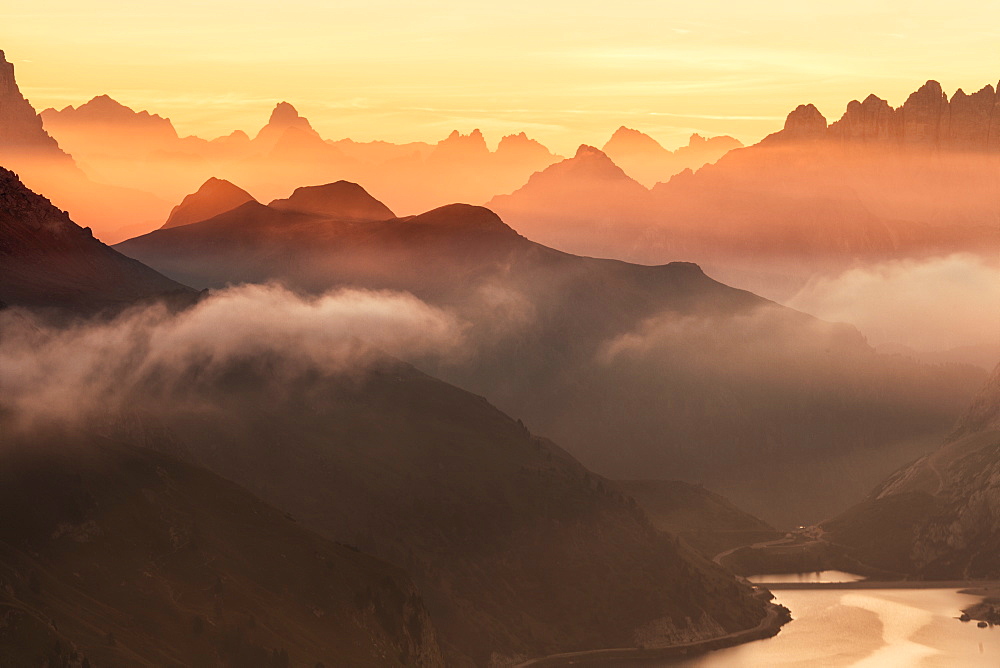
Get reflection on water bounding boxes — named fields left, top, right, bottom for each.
left=747, top=570, right=865, bottom=584
left=632, top=589, right=999, bottom=667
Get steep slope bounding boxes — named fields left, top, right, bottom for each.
left=127, top=353, right=771, bottom=665
left=487, top=145, right=654, bottom=259
left=162, top=177, right=257, bottom=229
left=616, top=480, right=780, bottom=558
left=114, top=189, right=984, bottom=526
left=0, top=431, right=442, bottom=667
left=824, top=363, right=1000, bottom=578
left=0, top=50, right=72, bottom=162
left=0, top=51, right=168, bottom=242
left=0, top=167, right=193, bottom=310
left=0, top=289, right=774, bottom=667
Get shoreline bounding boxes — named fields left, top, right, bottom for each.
left=515, top=596, right=791, bottom=667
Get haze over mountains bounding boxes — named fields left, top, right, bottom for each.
left=0, top=432, right=443, bottom=667
left=0, top=166, right=773, bottom=664
left=3, top=43, right=999, bottom=666
left=115, top=180, right=984, bottom=526
left=0, top=167, right=192, bottom=311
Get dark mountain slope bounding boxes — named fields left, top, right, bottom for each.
left=616, top=480, right=780, bottom=559
left=0, top=167, right=193, bottom=311
left=824, top=363, right=1000, bottom=577
left=112, top=350, right=771, bottom=666
left=0, top=432, right=442, bottom=667
left=114, top=187, right=984, bottom=526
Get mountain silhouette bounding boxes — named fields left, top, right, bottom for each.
left=114, top=185, right=983, bottom=526
left=602, top=128, right=742, bottom=186
left=268, top=180, right=395, bottom=220
left=0, top=51, right=169, bottom=242
left=0, top=167, right=192, bottom=310
left=0, top=430, right=442, bottom=665
left=488, top=80, right=1000, bottom=300
left=824, top=363, right=1000, bottom=578
left=162, top=177, right=257, bottom=229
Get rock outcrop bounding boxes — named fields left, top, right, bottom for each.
left=0, top=50, right=71, bottom=160
left=779, top=79, right=1000, bottom=151
left=825, top=363, right=1000, bottom=577
left=0, top=167, right=192, bottom=310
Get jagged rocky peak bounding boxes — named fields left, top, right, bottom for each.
left=161, top=177, right=257, bottom=229
left=828, top=94, right=896, bottom=142
left=268, top=101, right=308, bottom=127
left=433, top=128, right=490, bottom=158
left=779, top=103, right=829, bottom=141
left=825, top=79, right=1000, bottom=151
left=899, top=80, right=950, bottom=145
left=495, top=132, right=554, bottom=160
left=268, top=180, right=395, bottom=220
left=0, top=50, right=68, bottom=155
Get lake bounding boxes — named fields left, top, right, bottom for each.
left=626, top=585, right=1000, bottom=667
left=747, top=570, right=865, bottom=584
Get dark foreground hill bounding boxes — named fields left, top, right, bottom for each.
left=823, top=363, right=1000, bottom=578
left=616, top=480, right=781, bottom=559
left=113, top=350, right=770, bottom=665
left=0, top=167, right=193, bottom=312
left=0, top=432, right=442, bottom=666
left=115, top=182, right=984, bottom=526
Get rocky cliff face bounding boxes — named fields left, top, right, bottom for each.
left=0, top=167, right=192, bottom=309
left=825, top=364, right=1000, bottom=577
left=777, top=79, right=1000, bottom=152
left=0, top=50, right=73, bottom=161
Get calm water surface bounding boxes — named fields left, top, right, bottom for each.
left=633, top=587, right=1000, bottom=667
left=747, top=570, right=865, bottom=584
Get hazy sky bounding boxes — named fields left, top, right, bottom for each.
left=3, top=0, right=999, bottom=152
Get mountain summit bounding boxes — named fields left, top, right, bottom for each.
left=268, top=180, right=395, bottom=220
left=770, top=80, right=1000, bottom=150
left=162, top=177, right=257, bottom=229
left=0, top=50, right=72, bottom=160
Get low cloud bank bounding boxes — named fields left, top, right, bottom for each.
left=787, top=254, right=1000, bottom=354
left=0, top=283, right=465, bottom=429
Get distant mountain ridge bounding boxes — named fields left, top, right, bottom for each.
left=769, top=80, right=1000, bottom=151
left=602, top=128, right=742, bottom=186
left=114, top=182, right=984, bottom=527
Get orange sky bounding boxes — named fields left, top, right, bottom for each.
left=3, top=0, right=999, bottom=153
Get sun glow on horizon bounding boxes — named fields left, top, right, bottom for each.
left=2, top=0, right=999, bottom=152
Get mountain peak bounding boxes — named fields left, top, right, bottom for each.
left=268, top=101, right=303, bottom=127
left=0, top=49, right=71, bottom=157
left=780, top=104, right=828, bottom=139
left=574, top=144, right=606, bottom=159
left=162, top=178, right=257, bottom=229
left=603, top=127, right=666, bottom=155
left=268, top=181, right=395, bottom=220
left=405, top=203, right=519, bottom=237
